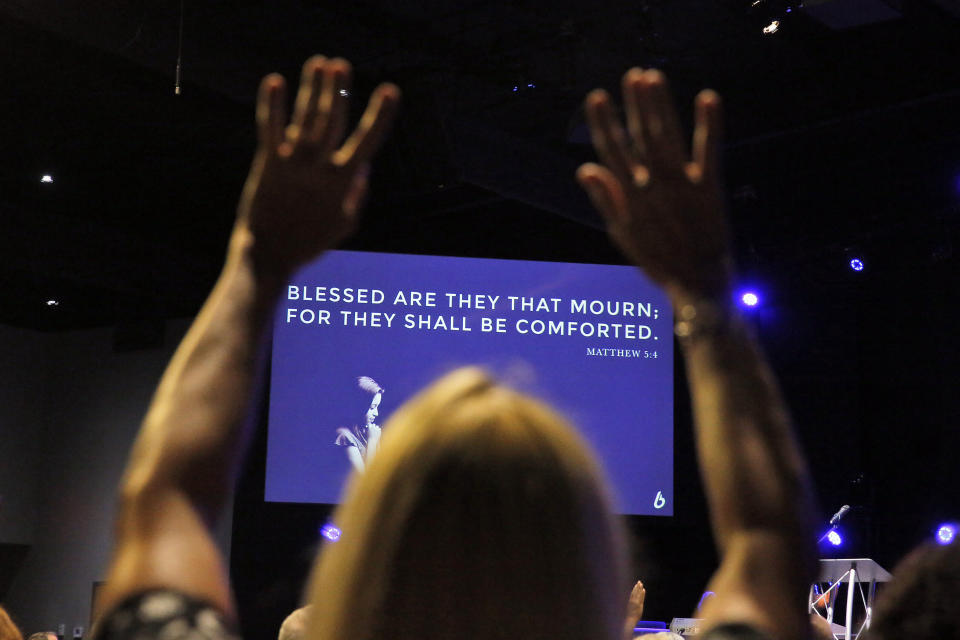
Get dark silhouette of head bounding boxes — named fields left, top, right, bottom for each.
left=867, top=541, right=960, bottom=640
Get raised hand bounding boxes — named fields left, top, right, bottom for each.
left=626, top=580, right=646, bottom=623
left=577, top=69, right=731, bottom=303
left=98, top=55, right=398, bottom=624
left=236, top=56, right=400, bottom=277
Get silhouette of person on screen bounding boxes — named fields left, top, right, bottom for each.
left=335, top=376, right=384, bottom=472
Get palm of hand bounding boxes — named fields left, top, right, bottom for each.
left=236, top=56, right=399, bottom=276
left=610, top=167, right=730, bottom=299
left=578, top=69, right=732, bottom=301
left=242, top=150, right=359, bottom=270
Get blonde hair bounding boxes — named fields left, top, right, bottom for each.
left=307, top=367, right=628, bottom=640
left=278, top=606, right=313, bottom=640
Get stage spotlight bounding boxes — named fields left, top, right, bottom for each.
left=762, top=20, right=780, bottom=34
left=41, top=174, right=54, bottom=184
left=46, top=299, right=59, bottom=307
left=740, top=291, right=760, bottom=308
left=826, top=530, right=843, bottom=546
left=338, top=89, right=349, bottom=97
left=936, top=524, right=956, bottom=545
left=849, top=258, right=864, bottom=272
left=320, top=522, right=342, bottom=542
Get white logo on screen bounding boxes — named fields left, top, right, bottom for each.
left=653, top=491, right=666, bottom=509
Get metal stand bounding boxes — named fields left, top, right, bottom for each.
left=809, top=558, right=891, bottom=640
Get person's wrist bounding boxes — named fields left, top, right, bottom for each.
left=226, top=226, right=294, bottom=294
left=671, top=293, right=743, bottom=347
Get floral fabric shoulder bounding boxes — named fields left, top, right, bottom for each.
left=93, top=590, right=240, bottom=640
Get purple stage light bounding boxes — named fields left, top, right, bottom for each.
left=850, top=258, right=864, bottom=272
left=936, top=524, right=956, bottom=545
left=827, top=530, right=842, bottom=546
left=740, top=292, right=759, bottom=307
left=320, top=522, right=342, bottom=542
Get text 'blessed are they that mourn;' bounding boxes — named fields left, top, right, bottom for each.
left=284, top=286, right=663, bottom=339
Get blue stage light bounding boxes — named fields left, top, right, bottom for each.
left=850, top=258, right=864, bottom=272
left=697, top=591, right=716, bottom=612
left=320, top=522, right=342, bottom=542
left=827, top=530, right=842, bottom=546
left=936, top=524, right=956, bottom=545
left=740, top=292, right=759, bottom=307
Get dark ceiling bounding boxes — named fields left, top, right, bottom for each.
left=2, top=0, right=958, bottom=331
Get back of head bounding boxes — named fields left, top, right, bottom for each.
left=866, top=541, right=960, bottom=640
left=307, top=367, right=628, bottom=640
left=0, top=606, right=23, bottom=640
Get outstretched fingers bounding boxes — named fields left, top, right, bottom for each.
left=636, top=70, right=687, bottom=174
left=315, top=58, right=353, bottom=153
left=287, top=56, right=325, bottom=155
left=692, top=89, right=723, bottom=183
left=585, top=90, right=635, bottom=185
left=576, top=163, right=628, bottom=227
left=621, top=68, right=648, bottom=163
left=342, top=164, right=371, bottom=218
left=336, top=83, right=401, bottom=169
left=256, top=74, right=287, bottom=155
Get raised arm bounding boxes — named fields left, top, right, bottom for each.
left=97, top=56, right=399, bottom=620
left=578, top=68, right=816, bottom=640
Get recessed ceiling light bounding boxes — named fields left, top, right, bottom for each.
left=46, top=299, right=59, bottom=307
left=41, top=174, right=54, bottom=184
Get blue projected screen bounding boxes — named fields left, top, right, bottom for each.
left=265, top=250, right=674, bottom=516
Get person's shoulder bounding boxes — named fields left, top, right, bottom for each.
left=92, top=589, right=239, bottom=640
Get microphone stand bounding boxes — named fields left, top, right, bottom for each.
left=817, top=505, right=850, bottom=543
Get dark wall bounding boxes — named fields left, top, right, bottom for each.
left=0, top=321, right=234, bottom=635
